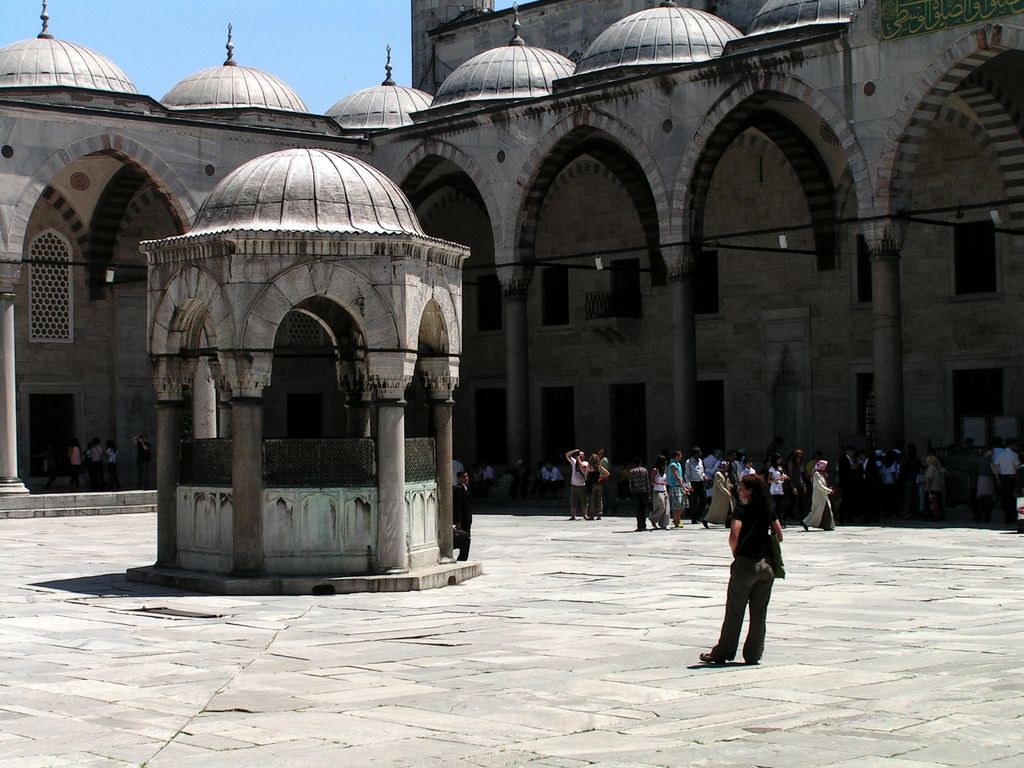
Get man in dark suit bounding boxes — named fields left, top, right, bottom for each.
left=453, top=470, right=472, bottom=561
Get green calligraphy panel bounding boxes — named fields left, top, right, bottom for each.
left=880, top=0, right=1024, bottom=40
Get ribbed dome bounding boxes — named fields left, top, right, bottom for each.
left=575, top=2, right=741, bottom=75
left=432, top=43, right=574, bottom=109
left=163, top=64, right=307, bottom=111
left=0, top=37, right=136, bottom=93
left=190, top=148, right=424, bottom=237
left=748, top=0, right=861, bottom=36
left=328, top=84, right=432, bottom=130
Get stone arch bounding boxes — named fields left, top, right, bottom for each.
left=671, top=72, right=873, bottom=249
left=241, top=263, right=399, bottom=351
left=874, top=23, right=1024, bottom=218
left=512, top=109, right=669, bottom=277
left=150, top=265, right=230, bottom=356
left=417, top=299, right=450, bottom=355
left=6, top=132, right=198, bottom=255
left=406, top=276, right=461, bottom=356
left=395, top=140, right=499, bottom=232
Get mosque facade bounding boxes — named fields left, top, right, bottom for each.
left=1, top=0, right=1022, bottom=498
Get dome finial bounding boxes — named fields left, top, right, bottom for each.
left=509, top=2, right=525, bottom=46
left=659, top=0, right=678, bottom=7
left=38, top=0, right=53, bottom=39
left=224, top=22, right=236, bottom=66
left=382, top=44, right=395, bottom=86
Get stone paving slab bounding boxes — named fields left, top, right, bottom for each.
left=0, top=512, right=1022, bottom=766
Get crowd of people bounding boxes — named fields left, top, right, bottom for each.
left=37, top=434, right=152, bottom=492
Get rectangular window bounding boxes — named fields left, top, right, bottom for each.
left=540, top=386, right=574, bottom=463
left=952, top=368, right=1002, bottom=443
left=696, top=380, right=725, bottom=450
left=856, top=372, right=875, bottom=445
left=476, top=273, right=502, bottom=331
left=954, top=220, right=997, bottom=294
left=542, top=265, right=569, bottom=326
left=856, top=235, right=872, bottom=303
left=609, top=383, right=646, bottom=462
left=475, top=388, right=507, bottom=465
left=609, top=258, right=641, bottom=318
left=694, top=249, right=719, bottom=315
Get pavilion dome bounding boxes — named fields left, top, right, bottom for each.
left=0, top=24, right=136, bottom=93
left=747, top=0, right=862, bottom=36
left=162, top=26, right=307, bottom=112
left=432, top=11, right=574, bottom=109
left=328, top=52, right=432, bottom=129
left=189, top=148, right=425, bottom=237
left=575, top=1, right=742, bottom=75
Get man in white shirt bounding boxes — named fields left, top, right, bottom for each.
left=565, top=449, right=590, bottom=520
left=993, top=439, right=1020, bottom=526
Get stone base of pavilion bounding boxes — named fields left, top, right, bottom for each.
left=126, top=560, right=482, bottom=596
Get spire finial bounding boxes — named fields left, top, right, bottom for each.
left=224, top=22, right=236, bottom=66
left=660, top=0, right=679, bottom=7
left=38, top=0, right=52, bottom=39
left=382, top=45, right=395, bottom=86
left=509, top=1, right=525, bottom=46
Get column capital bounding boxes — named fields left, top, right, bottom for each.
left=0, top=259, right=22, bottom=292
left=152, top=356, right=195, bottom=402
left=418, top=355, right=459, bottom=401
left=216, top=350, right=273, bottom=399
left=663, top=244, right=697, bottom=281
left=366, top=350, right=417, bottom=402
left=861, top=218, right=905, bottom=260
left=497, top=265, right=533, bottom=298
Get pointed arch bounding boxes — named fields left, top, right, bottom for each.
left=150, top=265, right=231, bottom=356
left=394, top=139, right=499, bottom=231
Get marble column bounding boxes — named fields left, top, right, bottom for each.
left=369, top=350, right=415, bottom=573
left=668, top=250, right=698, bottom=445
left=231, top=398, right=263, bottom=574
left=502, top=272, right=532, bottom=464
left=152, top=357, right=190, bottom=567
left=867, top=223, right=905, bottom=449
left=217, top=398, right=232, bottom=438
left=0, top=291, right=28, bottom=495
left=192, top=357, right=217, bottom=439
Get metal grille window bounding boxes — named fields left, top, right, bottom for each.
left=287, top=311, right=326, bottom=345
left=29, top=231, right=73, bottom=342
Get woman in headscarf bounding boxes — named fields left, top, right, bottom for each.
left=802, top=459, right=835, bottom=531
left=704, top=460, right=735, bottom=527
left=700, top=473, right=784, bottom=665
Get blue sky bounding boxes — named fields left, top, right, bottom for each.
left=3, top=1, right=517, bottom=113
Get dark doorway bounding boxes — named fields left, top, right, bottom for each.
left=286, top=394, right=323, bottom=438
left=696, top=380, right=725, bottom=450
left=541, top=386, right=575, bottom=463
left=475, top=388, right=507, bottom=464
left=609, top=383, right=646, bottom=461
left=30, top=393, right=74, bottom=476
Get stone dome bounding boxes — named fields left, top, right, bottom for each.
left=163, top=65, right=307, bottom=111
left=189, top=148, right=424, bottom=237
left=575, top=1, right=742, bottom=75
left=0, top=36, right=136, bottom=93
left=328, top=84, right=432, bottom=130
left=748, top=0, right=862, bottom=36
left=432, top=13, right=574, bottom=109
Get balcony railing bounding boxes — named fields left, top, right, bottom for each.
left=584, top=291, right=642, bottom=320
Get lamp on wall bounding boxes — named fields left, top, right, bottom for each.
left=104, top=268, right=116, bottom=284
left=989, top=209, right=1002, bottom=225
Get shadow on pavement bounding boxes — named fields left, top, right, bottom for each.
left=31, top=572, right=198, bottom=597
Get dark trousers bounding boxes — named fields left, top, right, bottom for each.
left=997, top=476, right=1017, bottom=525
left=689, top=481, right=706, bottom=522
left=453, top=527, right=471, bottom=561
left=634, top=492, right=649, bottom=530
left=711, top=556, right=775, bottom=664
left=787, top=487, right=806, bottom=522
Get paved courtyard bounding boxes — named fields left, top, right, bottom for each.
left=0, top=509, right=1021, bottom=767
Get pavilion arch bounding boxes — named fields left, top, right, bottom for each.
left=875, top=23, right=1024, bottom=220
left=417, top=299, right=450, bottom=355
left=6, top=132, right=197, bottom=255
left=150, top=265, right=231, bottom=356
left=240, top=263, right=399, bottom=351
left=670, top=73, right=873, bottom=250
left=395, top=140, right=499, bottom=232
left=406, top=282, right=461, bottom=356
left=512, top=109, right=669, bottom=279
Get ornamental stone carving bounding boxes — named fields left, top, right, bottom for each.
left=215, top=350, right=273, bottom=399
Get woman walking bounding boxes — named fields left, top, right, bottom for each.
left=803, top=460, right=835, bottom=530
left=68, top=438, right=82, bottom=489
left=700, top=473, right=784, bottom=665
left=705, top=460, right=735, bottom=527
left=786, top=449, right=808, bottom=524
left=649, top=458, right=670, bottom=530
left=767, top=454, right=788, bottom=523
left=924, top=453, right=947, bottom=520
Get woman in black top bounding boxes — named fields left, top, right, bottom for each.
left=700, top=473, right=784, bottom=665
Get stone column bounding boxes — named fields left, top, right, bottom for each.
left=207, top=358, right=232, bottom=438
left=667, top=248, right=698, bottom=445
left=500, top=269, right=532, bottom=464
left=0, top=289, right=28, bottom=495
left=866, top=221, right=906, bottom=448
left=152, top=357, right=191, bottom=566
left=192, top=357, right=217, bottom=439
left=217, top=351, right=273, bottom=575
left=369, top=351, right=416, bottom=573
left=420, top=356, right=459, bottom=561
left=217, top=397, right=232, bottom=438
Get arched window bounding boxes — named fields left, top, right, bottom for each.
left=28, top=230, right=73, bottom=343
